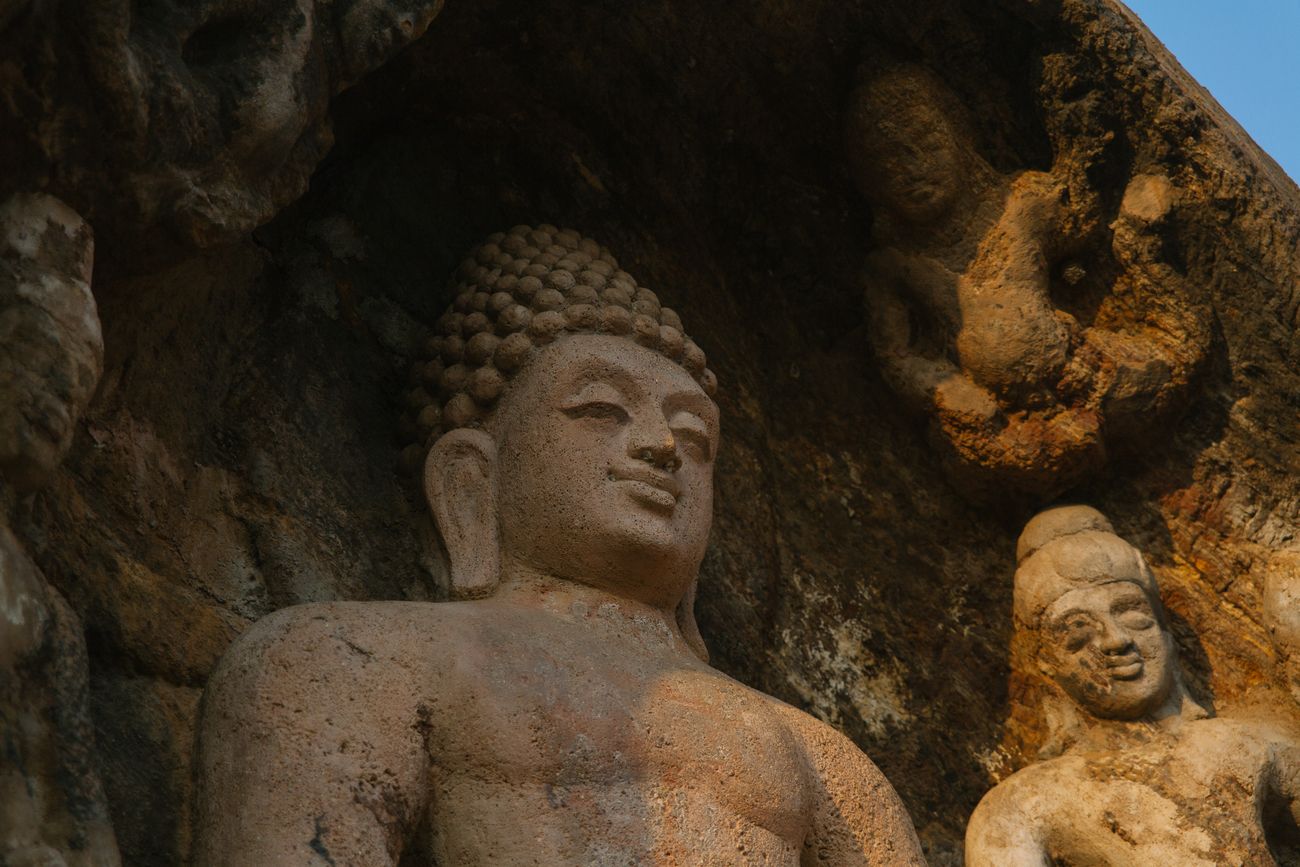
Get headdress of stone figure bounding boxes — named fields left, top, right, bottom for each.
left=399, top=224, right=718, bottom=660
left=1012, top=505, right=1206, bottom=756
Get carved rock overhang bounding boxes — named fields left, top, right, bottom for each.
left=5, top=0, right=1300, bottom=863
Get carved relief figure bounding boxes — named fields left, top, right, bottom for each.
left=965, top=505, right=1300, bottom=866
left=0, top=194, right=119, bottom=865
left=193, top=226, right=925, bottom=865
left=846, top=65, right=1211, bottom=500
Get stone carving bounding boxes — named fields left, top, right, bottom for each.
left=1265, top=549, right=1300, bottom=705
left=193, top=227, right=925, bottom=865
left=847, top=65, right=1211, bottom=501
left=0, top=194, right=118, bottom=865
left=965, top=505, right=1300, bottom=865
left=2, top=0, right=445, bottom=256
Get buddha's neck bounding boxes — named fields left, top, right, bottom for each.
left=492, top=560, right=695, bottom=658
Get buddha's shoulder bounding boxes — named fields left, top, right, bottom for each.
left=210, top=600, right=492, bottom=692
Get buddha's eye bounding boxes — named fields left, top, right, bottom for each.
left=669, top=411, right=713, bottom=462
left=563, top=401, right=629, bottom=423
left=672, top=426, right=712, bottom=461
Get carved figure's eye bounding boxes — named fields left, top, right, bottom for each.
left=669, top=412, right=712, bottom=462
left=1060, top=618, right=1095, bottom=652
left=1118, top=611, right=1156, bottom=631
left=674, top=428, right=711, bottom=461
left=564, top=401, right=629, bottom=423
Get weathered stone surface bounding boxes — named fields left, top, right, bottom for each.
left=5, top=0, right=1300, bottom=863
left=848, top=64, right=1211, bottom=501
left=0, top=194, right=117, bottom=865
left=0, top=0, right=445, bottom=260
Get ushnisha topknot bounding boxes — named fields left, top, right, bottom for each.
left=399, top=225, right=717, bottom=472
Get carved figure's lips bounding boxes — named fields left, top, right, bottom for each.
left=1105, top=655, right=1144, bottom=680
left=609, top=467, right=681, bottom=512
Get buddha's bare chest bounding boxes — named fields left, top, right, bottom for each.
left=424, top=634, right=810, bottom=839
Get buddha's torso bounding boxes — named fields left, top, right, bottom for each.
left=403, top=600, right=812, bottom=866
left=1002, top=717, right=1299, bottom=867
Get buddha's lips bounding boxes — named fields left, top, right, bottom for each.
left=609, top=467, right=681, bottom=502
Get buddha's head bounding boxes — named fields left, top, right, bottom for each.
left=1014, top=506, right=1183, bottom=722
left=0, top=194, right=103, bottom=493
left=404, top=226, right=718, bottom=657
left=845, top=65, right=968, bottom=226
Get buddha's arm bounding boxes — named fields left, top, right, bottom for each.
left=781, top=708, right=925, bottom=866
left=192, top=604, right=431, bottom=866
left=963, top=777, right=1052, bottom=867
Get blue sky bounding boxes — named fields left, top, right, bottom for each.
left=1123, top=0, right=1300, bottom=183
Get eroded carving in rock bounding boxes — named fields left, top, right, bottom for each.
left=193, top=227, right=925, bottom=865
left=1265, top=549, right=1300, bottom=705
left=847, top=65, right=1211, bottom=501
left=965, top=505, right=1300, bottom=866
left=0, top=193, right=118, bottom=865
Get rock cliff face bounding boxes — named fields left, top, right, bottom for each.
left=5, top=0, right=1300, bottom=863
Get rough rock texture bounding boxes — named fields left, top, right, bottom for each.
left=0, top=0, right=445, bottom=259
left=0, top=192, right=118, bottom=866
left=5, top=0, right=1300, bottom=863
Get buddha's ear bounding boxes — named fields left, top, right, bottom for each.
left=424, top=429, right=499, bottom=599
left=676, top=576, right=709, bottom=663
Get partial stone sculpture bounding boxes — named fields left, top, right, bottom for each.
left=0, top=193, right=119, bottom=865
left=193, top=226, right=925, bottom=865
left=1265, top=549, right=1300, bottom=705
left=846, top=65, right=1211, bottom=501
left=965, top=505, right=1300, bottom=865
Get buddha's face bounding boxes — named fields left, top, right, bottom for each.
left=1041, top=580, right=1176, bottom=720
left=490, top=334, right=719, bottom=608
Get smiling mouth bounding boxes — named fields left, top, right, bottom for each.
left=608, top=469, right=681, bottom=512
left=1105, top=656, right=1144, bottom=680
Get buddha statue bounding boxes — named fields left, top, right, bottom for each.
left=965, top=505, right=1300, bottom=866
left=193, top=226, right=925, bottom=865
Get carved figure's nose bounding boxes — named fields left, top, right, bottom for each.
left=631, top=429, right=681, bottom=472
left=1097, top=619, right=1136, bottom=655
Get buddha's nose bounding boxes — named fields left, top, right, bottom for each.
left=631, top=427, right=681, bottom=472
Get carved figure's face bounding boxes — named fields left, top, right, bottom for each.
left=490, top=334, right=719, bottom=607
left=1041, top=580, right=1176, bottom=720
left=847, top=80, right=965, bottom=224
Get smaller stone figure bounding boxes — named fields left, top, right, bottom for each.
left=965, top=505, right=1300, bottom=866
left=0, top=193, right=120, bottom=866
left=846, top=65, right=1210, bottom=501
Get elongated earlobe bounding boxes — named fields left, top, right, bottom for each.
left=676, top=576, right=709, bottom=663
left=424, top=429, right=500, bottom=599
